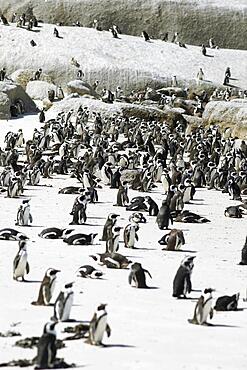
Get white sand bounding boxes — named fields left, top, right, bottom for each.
left=0, top=116, right=246, bottom=369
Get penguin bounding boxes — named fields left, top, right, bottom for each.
left=142, top=31, right=150, bottom=42
left=228, top=179, right=242, bottom=201
left=77, top=265, right=103, bottom=279
left=58, top=186, right=81, bottom=194
left=161, top=170, right=171, bottom=194
left=87, top=186, right=98, bottom=203
left=101, top=213, right=119, bottom=242
left=63, top=233, right=97, bottom=245
left=87, top=304, right=111, bottom=346
left=13, top=240, right=30, bottom=281
left=101, top=162, right=112, bottom=185
left=90, top=252, right=131, bottom=269
left=224, top=206, right=242, bottom=218
left=128, top=262, right=152, bottom=288
left=7, top=176, right=21, bottom=198
left=35, top=321, right=57, bottom=369
left=239, top=236, right=247, bottom=265
left=126, top=196, right=148, bottom=212
left=175, top=210, right=210, bottom=223
left=123, top=222, right=139, bottom=249
left=145, top=196, right=159, bottom=216
left=188, top=288, right=214, bottom=325
left=129, top=212, right=147, bottom=224
left=159, top=229, right=185, bottom=251
left=53, top=282, right=74, bottom=322
left=156, top=200, right=173, bottom=229
left=70, top=195, right=87, bottom=225
left=214, top=293, right=240, bottom=311
left=39, top=227, right=74, bottom=239
left=28, top=166, right=41, bottom=185
left=173, top=256, right=195, bottom=298
left=0, top=228, right=28, bottom=241
left=108, top=226, right=122, bottom=253
left=32, top=268, right=60, bottom=306
left=183, top=179, right=195, bottom=203
left=15, top=200, right=33, bottom=226
left=115, top=182, right=129, bottom=206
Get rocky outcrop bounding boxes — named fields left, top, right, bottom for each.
left=48, top=94, right=186, bottom=125
left=202, top=99, right=247, bottom=138
left=26, top=80, right=58, bottom=101
left=0, top=82, right=38, bottom=115
left=0, top=92, right=11, bottom=119
left=0, top=0, right=246, bottom=50
left=67, top=80, right=100, bottom=98
left=10, top=69, right=54, bottom=90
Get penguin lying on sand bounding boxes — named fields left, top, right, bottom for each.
left=175, top=210, right=210, bottom=223
left=77, top=265, right=103, bottom=279
left=90, top=252, right=131, bottom=269
left=224, top=206, right=242, bottom=218
left=63, top=233, right=97, bottom=245
left=39, top=227, right=74, bottom=239
left=0, top=228, right=28, bottom=241
left=214, top=293, right=240, bottom=311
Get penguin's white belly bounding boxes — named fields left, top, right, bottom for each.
left=175, top=235, right=181, bottom=250
left=113, top=236, right=119, bottom=252
left=94, top=315, right=107, bottom=344
left=23, top=210, right=30, bottom=225
left=201, top=299, right=212, bottom=324
left=14, top=253, right=27, bottom=278
left=34, top=172, right=40, bottom=185
left=156, top=167, right=163, bottom=182
left=83, top=176, right=91, bottom=189
left=183, top=188, right=191, bottom=203
left=61, top=293, right=74, bottom=321
left=128, top=229, right=135, bottom=248
left=161, top=177, right=169, bottom=193
left=11, top=183, right=19, bottom=197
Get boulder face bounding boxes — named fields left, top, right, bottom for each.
left=202, top=99, right=247, bottom=139
left=0, top=82, right=38, bottom=115
left=48, top=94, right=184, bottom=123
left=0, top=92, right=11, bottom=119
left=10, top=69, right=54, bottom=90
left=0, top=0, right=246, bottom=50
left=26, top=80, right=58, bottom=101
left=67, top=80, right=100, bottom=98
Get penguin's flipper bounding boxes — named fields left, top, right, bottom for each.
left=13, top=255, right=21, bottom=270
left=144, top=269, right=152, bottom=279
left=209, top=308, right=214, bottom=319
left=106, top=324, right=111, bottom=337
left=128, top=272, right=133, bottom=285
left=26, top=262, right=30, bottom=274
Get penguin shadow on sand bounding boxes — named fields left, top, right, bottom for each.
left=101, top=343, right=135, bottom=348
left=162, top=248, right=197, bottom=253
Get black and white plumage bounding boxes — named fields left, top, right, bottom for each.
left=224, top=206, right=242, bottom=218
left=77, top=265, right=103, bottom=279
left=123, top=222, right=139, bottom=249
left=39, top=227, right=74, bottom=239
left=159, top=229, right=185, bottom=251
left=0, top=228, right=28, bottom=241
left=239, top=236, right=247, bottom=265
left=53, top=282, right=74, bottom=322
left=128, top=262, right=152, bottom=288
left=87, top=304, right=111, bottom=346
left=188, top=288, right=214, bottom=325
left=214, top=293, right=240, bottom=311
left=90, top=252, right=131, bottom=269
left=63, top=233, right=97, bottom=245
left=35, top=321, right=57, bottom=369
left=173, top=256, right=195, bottom=298
left=32, top=268, right=60, bottom=306
left=13, top=240, right=30, bottom=281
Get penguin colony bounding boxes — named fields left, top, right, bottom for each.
left=0, top=15, right=246, bottom=370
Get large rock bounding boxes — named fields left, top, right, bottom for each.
left=48, top=94, right=185, bottom=124
left=0, top=0, right=246, bottom=50
left=0, top=82, right=38, bottom=114
left=26, top=80, right=58, bottom=100
left=10, top=69, right=54, bottom=90
left=202, top=99, right=247, bottom=139
left=67, top=80, right=100, bottom=98
left=0, top=92, right=11, bottom=119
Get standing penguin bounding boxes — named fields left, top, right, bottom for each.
left=142, top=30, right=150, bottom=42
left=145, top=196, right=159, bottom=216
left=128, top=262, right=152, bottom=288
left=53, top=282, right=74, bottom=322
left=124, top=222, right=139, bottom=249
left=239, top=236, right=247, bottom=265
left=35, top=321, right=57, bottom=369
left=101, top=162, right=112, bottom=185
left=101, top=213, right=119, bottom=251
left=32, top=268, right=60, bottom=306
left=115, top=182, right=129, bottom=206
left=87, top=304, right=111, bottom=346
left=13, top=240, right=30, bottom=281
left=173, top=256, right=195, bottom=298
left=156, top=200, right=173, bottom=229
left=70, top=195, right=87, bottom=225
left=188, top=288, right=214, bottom=325
left=15, top=199, right=33, bottom=226
left=108, top=226, right=122, bottom=253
